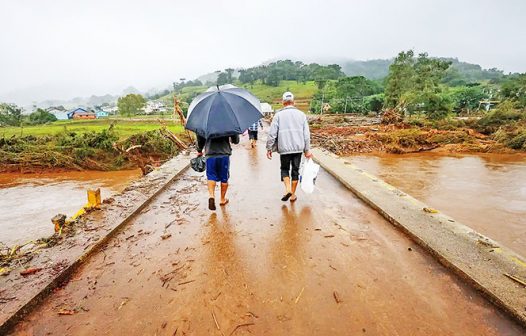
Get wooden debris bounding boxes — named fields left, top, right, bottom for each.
left=295, top=286, right=305, bottom=304
left=229, top=322, right=255, bottom=335
left=161, top=233, right=172, bottom=240
left=20, top=267, right=42, bottom=276
left=160, top=126, right=188, bottom=150
left=504, top=273, right=526, bottom=287
left=333, top=291, right=342, bottom=304
left=211, top=310, right=225, bottom=336
left=118, top=298, right=129, bottom=310
left=58, top=309, right=76, bottom=315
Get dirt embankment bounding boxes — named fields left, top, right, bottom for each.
left=0, top=128, right=191, bottom=174
left=310, top=114, right=512, bottom=155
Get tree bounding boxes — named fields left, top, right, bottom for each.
left=0, top=103, right=23, bottom=126
left=334, top=76, right=382, bottom=98
left=384, top=50, right=415, bottom=108
left=501, top=73, right=526, bottom=108
left=217, top=72, right=229, bottom=86
left=117, top=94, right=146, bottom=117
left=384, top=50, right=452, bottom=119
left=413, top=53, right=451, bottom=92
left=447, top=85, right=488, bottom=114
left=225, top=68, right=235, bottom=83
left=28, top=108, right=57, bottom=125
left=365, top=94, right=385, bottom=112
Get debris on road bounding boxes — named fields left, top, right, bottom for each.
left=423, top=207, right=439, bottom=213
left=229, top=322, right=255, bottom=335
left=504, top=273, right=526, bottom=287
left=20, top=267, right=42, bottom=276
left=57, top=309, right=76, bottom=316
left=333, top=291, right=342, bottom=304
left=295, top=287, right=305, bottom=304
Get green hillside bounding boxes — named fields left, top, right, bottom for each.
left=239, top=80, right=317, bottom=110
left=160, top=80, right=318, bottom=112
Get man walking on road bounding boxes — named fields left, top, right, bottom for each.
left=266, top=92, right=312, bottom=202
left=197, top=134, right=240, bottom=210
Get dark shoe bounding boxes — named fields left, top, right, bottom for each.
left=281, top=192, right=292, bottom=202
left=208, top=198, right=216, bottom=211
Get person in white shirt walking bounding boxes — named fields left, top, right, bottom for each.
left=266, top=92, right=312, bottom=202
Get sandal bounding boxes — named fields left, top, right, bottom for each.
left=208, top=198, right=216, bottom=211
left=281, top=192, right=292, bottom=202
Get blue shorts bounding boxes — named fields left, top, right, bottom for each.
left=206, top=156, right=230, bottom=183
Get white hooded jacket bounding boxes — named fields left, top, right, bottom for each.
left=266, top=106, right=311, bottom=155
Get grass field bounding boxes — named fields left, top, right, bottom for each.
left=0, top=119, right=184, bottom=139
left=159, top=80, right=318, bottom=111
left=239, top=80, right=317, bottom=107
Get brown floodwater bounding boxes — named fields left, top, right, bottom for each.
left=10, top=140, right=525, bottom=335
left=0, top=170, right=141, bottom=246
left=348, top=152, right=526, bottom=257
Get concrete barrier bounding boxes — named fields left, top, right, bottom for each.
left=312, top=147, right=526, bottom=327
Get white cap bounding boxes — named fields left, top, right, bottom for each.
left=282, top=91, right=294, bottom=102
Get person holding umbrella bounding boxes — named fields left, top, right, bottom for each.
left=186, top=85, right=263, bottom=211
left=196, top=133, right=239, bottom=210
left=266, top=92, right=312, bottom=202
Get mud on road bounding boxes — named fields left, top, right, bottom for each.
left=10, top=139, right=525, bottom=335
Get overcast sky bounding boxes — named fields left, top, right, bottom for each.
left=1, top=0, right=525, bottom=104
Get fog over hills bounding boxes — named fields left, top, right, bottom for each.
left=1, top=0, right=524, bottom=109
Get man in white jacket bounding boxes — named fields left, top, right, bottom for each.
left=266, top=92, right=312, bottom=202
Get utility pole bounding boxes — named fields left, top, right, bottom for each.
left=344, top=96, right=348, bottom=114
left=320, top=93, right=324, bottom=115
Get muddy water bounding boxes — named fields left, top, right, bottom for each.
left=348, top=152, right=526, bottom=257
left=11, top=140, right=525, bottom=335
left=0, top=170, right=141, bottom=246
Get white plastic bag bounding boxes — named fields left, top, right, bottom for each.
left=300, top=158, right=320, bottom=194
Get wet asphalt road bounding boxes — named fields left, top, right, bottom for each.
left=11, top=138, right=525, bottom=335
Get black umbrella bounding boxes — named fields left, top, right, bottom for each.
left=185, top=85, right=263, bottom=139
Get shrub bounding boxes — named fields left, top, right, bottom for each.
left=477, top=100, right=524, bottom=134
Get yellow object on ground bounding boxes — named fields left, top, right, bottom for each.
left=87, top=189, right=101, bottom=209
left=68, top=189, right=102, bottom=225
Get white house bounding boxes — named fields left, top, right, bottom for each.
left=46, top=107, right=69, bottom=120
left=143, top=101, right=168, bottom=114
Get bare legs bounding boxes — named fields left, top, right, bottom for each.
left=207, top=180, right=229, bottom=210
left=282, top=176, right=292, bottom=194
left=290, top=180, right=298, bottom=201
left=207, top=180, right=216, bottom=199
left=220, top=183, right=229, bottom=205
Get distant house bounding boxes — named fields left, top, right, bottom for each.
left=102, top=106, right=118, bottom=115
left=143, top=101, right=167, bottom=114
left=46, top=106, right=68, bottom=120
left=94, top=108, right=109, bottom=118
left=260, top=102, right=274, bottom=116
left=67, top=107, right=96, bottom=119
